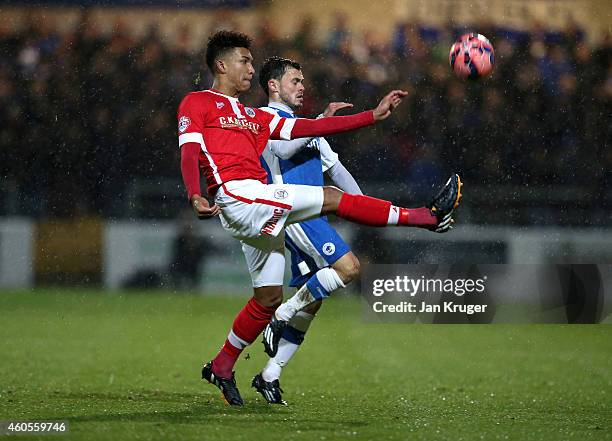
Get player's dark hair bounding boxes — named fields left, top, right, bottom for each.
left=205, top=30, right=253, bottom=73
left=259, top=56, right=302, bottom=96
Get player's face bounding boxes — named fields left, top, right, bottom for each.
left=224, top=47, right=255, bottom=93
left=278, top=68, right=305, bottom=109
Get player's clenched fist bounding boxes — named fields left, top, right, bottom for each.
left=372, top=90, right=409, bottom=121
left=190, top=195, right=220, bottom=219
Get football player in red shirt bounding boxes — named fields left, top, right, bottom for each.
left=178, top=31, right=462, bottom=405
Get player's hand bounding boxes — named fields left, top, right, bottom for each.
left=323, top=102, right=353, bottom=117
left=372, top=90, right=409, bottom=121
left=191, top=195, right=220, bottom=219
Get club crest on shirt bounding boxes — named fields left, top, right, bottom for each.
left=244, top=107, right=256, bottom=118
left=178, top=116, right=191, bottom=133
left=322, top=242, right=336, bottom=256
left=216, top=101, right=225, bottom=109
left=274, top=189, right=288, bottom=200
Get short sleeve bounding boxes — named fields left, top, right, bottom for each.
left=256, top=107, right=281, bottom=137
left=177, top=93, right=206, bottom=148
left=257, top=107, right=297, bottom=140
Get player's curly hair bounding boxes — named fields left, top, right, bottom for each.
left=259, top=56, right=302, bottom=96
left=205, top=30, right=253, bottom=73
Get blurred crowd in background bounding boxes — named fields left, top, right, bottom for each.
left=1, top=11, right=610, bottom=224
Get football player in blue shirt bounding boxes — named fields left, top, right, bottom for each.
left=251, top=56, right=364, bottom=404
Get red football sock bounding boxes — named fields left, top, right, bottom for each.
left=336, top=193, right=437, bottom=227
left=211, top=341, right=242, bottom=379
left=336, top=193, right=392, bottom=226
left=397, top=207, right=437, bottom=227
left=211, top=297, right=276, bottom=378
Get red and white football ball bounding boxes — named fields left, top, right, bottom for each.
left=449, top=33, right=495, bottom=79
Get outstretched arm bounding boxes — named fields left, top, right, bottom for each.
left=267, top=102, right=353, bottom=159
left=269, top=91, right=408, bottom=140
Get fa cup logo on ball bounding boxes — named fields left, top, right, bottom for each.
left=449, top=33, right=495, bottom=80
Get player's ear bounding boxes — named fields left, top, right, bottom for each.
left=268, top=79, right=279, bottom=95
left=215, top=58, right=227, bottom=74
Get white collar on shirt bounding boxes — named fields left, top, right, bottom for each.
left=267, top=101, right=295, bottom=117
left=205, top=89, right=239, bottom=102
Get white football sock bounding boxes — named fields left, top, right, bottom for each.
left=262, top=311, right=315, bottom=382
left=315, top=267, right=346, bottom=292
left=275, top=268, right=345, bottom=321
left=388, top=205, right=401, bottom=225
left=275, top=285, right=315, bottom=321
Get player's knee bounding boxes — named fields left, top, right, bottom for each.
left=335, top=254, right=360, bottom=284
left=344, top=258, right=361, bottom=283
left=253, top=285, right=283, bottom=308
left=322, top=186, right=343, bottom=215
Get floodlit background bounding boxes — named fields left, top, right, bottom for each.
left=0, top=0, right=610, bottom=292
left=1, top=2, right=611, bottom=440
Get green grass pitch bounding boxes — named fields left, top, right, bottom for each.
left=0, top=290, right=610, bottom=440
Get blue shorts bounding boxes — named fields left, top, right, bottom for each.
left=284, top=216, right=351, bottom=287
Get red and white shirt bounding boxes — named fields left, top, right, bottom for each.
left=177, top=89, right=296, bottom=195
left=178, top=88, right=375, bottom=197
